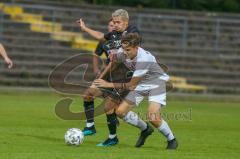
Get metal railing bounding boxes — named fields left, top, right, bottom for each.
left=1, top=2, right=240, bottom=55
left=137, top=13, right=240, bottom=54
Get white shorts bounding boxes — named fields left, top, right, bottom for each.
left=125, top=78, right=166, bottom=106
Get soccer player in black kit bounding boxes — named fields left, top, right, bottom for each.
left=81, top=19, right=115, bottom=136
left=77, top=9, right=141, bottom=146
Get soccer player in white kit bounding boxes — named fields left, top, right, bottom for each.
left=94, top=33, right=178, bottom=149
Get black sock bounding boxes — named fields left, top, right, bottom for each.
left=106, top=113, right=117, bottom=135
left=84, top=101, right=94, bottom=123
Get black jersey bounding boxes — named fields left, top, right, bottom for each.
left=103, top=25, right=140, bottom=53
left=94, top=41, right=111, bottom=64
left=94, top=41, right=108, bottom=57
left=98, top=25, right=140, bottom=99
left=95, top=25, right=140, bottom=64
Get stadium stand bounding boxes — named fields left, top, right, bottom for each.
left=0, top=1, right=239, bottom=94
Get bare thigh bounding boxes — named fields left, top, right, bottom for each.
left=104, top=97, right=120, bottom=114
left=147, top=101, right=162, bottom=128
left=115, top=100, right=135, bottom=118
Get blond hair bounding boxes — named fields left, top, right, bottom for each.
left=112, top=9, right=129, bottom=21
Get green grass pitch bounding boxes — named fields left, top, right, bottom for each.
left=0, top=91, right=239, bottom=159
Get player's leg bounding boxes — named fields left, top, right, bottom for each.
left=82, top=87, right=103, bottom=136
left=115, top=99, right=154, bottom=147
left=97, top=97, right=119, bottom=146
left=96, top=63, right=133, bottom=145
left=147, top=101, right=178, bottom=149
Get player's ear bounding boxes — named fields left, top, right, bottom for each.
left=125, top=21, right=129, bottom=26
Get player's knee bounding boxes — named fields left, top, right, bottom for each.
left=105, top=109, right=115, bottom=115
left=104, top=105, right=113, bottom=113
left=149, top=120, right=161, bottom=128
left=83, top=95, right=94, bottom=102
left=104, top=98, right=117, bottom=113
left=147, top=112, right=162, bottom=128
left=115, top=108, right=125, bottom=118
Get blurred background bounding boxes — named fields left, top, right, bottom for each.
left=0, top=0, right=240, bottom=99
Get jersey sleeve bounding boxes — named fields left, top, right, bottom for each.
left=127, top=25, right=140, bottom=34
left=94, top=42, right=104, bottom=56
left=104, top=32, right=112, bottom=41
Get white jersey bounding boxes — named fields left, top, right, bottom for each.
left=116, top=47, right=169, bottom=84
left=116, top=47, right=168, bottom=105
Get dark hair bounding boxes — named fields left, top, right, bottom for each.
left=108, top=18, right=113, bottom=23
left=121, top=33, right=141, bottom=47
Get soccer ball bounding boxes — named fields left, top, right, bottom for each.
left=64, top=128, right=84, bottom=146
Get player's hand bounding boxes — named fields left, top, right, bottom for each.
left=4, top=57, right=13, bottom=69
left=76, top=18, right=86, bottom=31
left=93, top=79, right=111, bottom=88
left=90, top=83, right=97, bottom=89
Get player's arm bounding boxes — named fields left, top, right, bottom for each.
left=77, top=19, right=105, bottom=41
left=94, top=59, right=143, bottom=90
left=93, top=55, right=101, bottom=76
left=93, top=43, right=101, bottom=76
left=94, top=56, right=148, bottom=90
left=0, top=43, right=13, bottom=69
left=98, top=61, right=118, bottom=79
left=93, top=76, right=142, bottom=91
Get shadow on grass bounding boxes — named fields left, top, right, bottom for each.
left=15, top=133, right=102, bottom=146
left=15, top=133, right=62, bottom=142
left=14, top=133, right=162, bottom=150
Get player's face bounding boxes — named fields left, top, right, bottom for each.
left=122, top=45, right=138, bottom=59
left=112, top=16, right=128, bottom=32
left=108, top=21, right=114, bottom=32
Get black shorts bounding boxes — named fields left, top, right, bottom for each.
left=101, top=88, right=129, bottom=101
left=101, top=63, right=133, bottom=101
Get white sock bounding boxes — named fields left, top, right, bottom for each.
left=86, top=122, right=94, bottom=128
left=122, top=111, right=147, bottom=131
left=158, top=120, right=175, bottom=141
left=109, top=134, right=117, bottom=139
